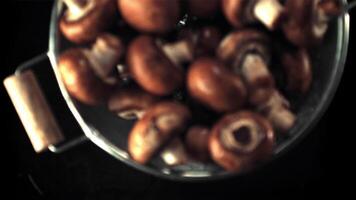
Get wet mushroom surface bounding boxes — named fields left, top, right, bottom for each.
left=55, top=0, right=346, bottom=176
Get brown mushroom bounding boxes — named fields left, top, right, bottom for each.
left=281, top=49, right=312, bottom=94
left=209, top=111, right=275, bottom=172
left=187, top=0, right=220, bottom=19
left=108, top=86, right=160, bottom=120
left=283, top=0, right=342, bottom=47
left=257, top=90, right=296, bottom=133
left=58, top=48, right=113, bottom=105
left=217, top=29, right=275, bottom=105
left=58, top=34, right=123, bottom=105
left=118, top=0, right=180, bottom=33
left=60, top=0, right=117, bottom=44
left=160, top=138, right=190, bottom=166
left=222, top=0, right=285, bottom=30
left=128, top=102, right=191, bottom=164
left=187, top=58, right=247, bottom=113
left=127, top=35, right=185, bottom=96
left=185, top=126, right=211, bottom=161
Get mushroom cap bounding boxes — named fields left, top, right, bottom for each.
left=283, top=0, right=327, bottom=47
left=185, top=126, right=211, bottom=161
left=127, top=35, right=184, bottom=96
left=209, top=111, right=275, bottom=172
left=60, top=0, right=117, bottom=44
left=187, top=58, right=247, bottom=113
left=108, top=86, right=160, bottom=120
left=282, top=49, right=312, bottom=94
left=188, top=0, right=220, bottom=19
left=128, top=102, right=192, bottom=164
left=217, top=29, right=270, bottom=71
left=58, top=48, right=113, bottom=105
left=118, top=0, right=180, bottom=33
left=222, top=0, right=255, bottom=28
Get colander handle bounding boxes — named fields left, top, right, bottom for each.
left=3, top=54, right=87, bottom=153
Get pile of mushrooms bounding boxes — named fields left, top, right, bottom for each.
left=58, top=0, right=343, bottom=172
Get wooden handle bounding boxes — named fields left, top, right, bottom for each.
left=4, top=70, right=64, bottom=153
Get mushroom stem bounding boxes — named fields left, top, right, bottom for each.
left=241, top=54, right=270, bottom=84
left=240, top=53, right=274, bottom=104
left=63, top=0, right=86, bottom=14
left=91, top=39, right=119, bottom=74
left=267, top=107, right=296, bottom=133
left=62, top=0, right=93, bottom=21
left=253, top=0, right=284, bottom=30
left=259, top=90, right=296, bottom=133
left=313, top=3, right=329, bottom=39
left=161, top=40, right=194, bottom=66
left=84, top=34, right=123, bottom=85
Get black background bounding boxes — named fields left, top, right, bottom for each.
left=3, top=1, right=355, bottom=199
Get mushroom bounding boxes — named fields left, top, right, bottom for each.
left=281, top=49, right=312, bottom=94
left=187, top=57, right=247, bottom=113
left=108, top=86, right=160, bottom=120
left=118, top=0, right=180, bottom=33
left=209, top=111, right=275, bottom=172
left=185, top=126, right=211, bottom=161
left=179, top=26, right=222, bottom=58
left=187, top=0, right=220, bottom=19
left=257, top=90, right=296, bottom=133
left=160, top=138, right=190, bottom=166
left=60, top=0, right=117, bottom=44
left=58, top=48, right=113, bottom=105
left=58, top=33, right=124, bottom=105
left=217, top=29, right=275, bottom=106
left=127, top=35, right=185, bottom=96
left=222, top=0, right=285, bottom=30
left=283, top=0, right=342, bottom=47
left=128, top=102, right=191, bottom=164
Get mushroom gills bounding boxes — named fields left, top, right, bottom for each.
left=220, top=119, right=264, bottom=153
left=108, top=87, right=159, bottom=120
left=117, top=109, right=145, bottom=120
left=63, top=0, right=95, bottom=22
left=253, top=0, right=284, bottom=30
